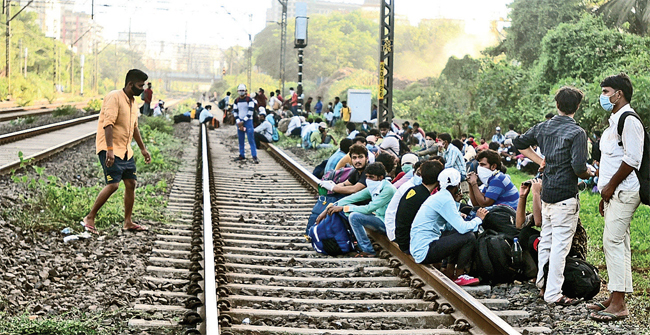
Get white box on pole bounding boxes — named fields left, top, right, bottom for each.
left=347, top=89, right=372, bottom=123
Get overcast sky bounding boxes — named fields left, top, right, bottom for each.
left=76, top=0, right=512, bottom=48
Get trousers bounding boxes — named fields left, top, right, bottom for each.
left=237, top=119, right=257, bottom=158
left=603, top=190, right=640, bottom=293
left=349, top=212, right=385, bottom=254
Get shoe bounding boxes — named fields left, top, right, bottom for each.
left=454, top=275, right=480, bottom=286
left=234, top=156, right=245, bottom=162
left=253, top=157, right=260, bottom=164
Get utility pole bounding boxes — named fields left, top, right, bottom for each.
left=278, top=0, right=287, bottom=96
left=294, top=2, right=308, bottom=115
left=79, top=55, right=85, bottom=96
left=23, top=46, right=26, bottom=77
left=247, top=14, right=252, bottom=91
left=6, top=0, right=11, bottom=93
left=378, top=0, right=395, bottom=124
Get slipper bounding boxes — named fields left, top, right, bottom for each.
left=551, top=295, right=581, bottom=307
left=123, top=224, right=148, bottom=232
left=354, top=252, right=375, bottom=258
left=587, top=302, right=607, bottom=312
left=589, top=311, right=628, bottom=322
left=80, top=221, right=99, bottom=235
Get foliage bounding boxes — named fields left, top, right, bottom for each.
left=503, top=0, right=585, bottom=67
left=598, top=0, right=650, bottom=35
left=139, top=116, right=174, bottom=135
left=51, top=105, right=78, bottom=117
left=86, top=99, right=102, bottom=112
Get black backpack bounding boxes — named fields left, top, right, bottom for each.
left=482, top=205, right=520, bottom=239
left=542, top=256, right=601, bottom=300
left=473, top=230, right=518, bottom=285
left=617, top=111, right=650, bottom=205
left=386, top=134, right=410, bottom=157
left=218, top=98, right=226, bottom=110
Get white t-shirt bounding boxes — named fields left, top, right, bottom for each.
left=384, top=179, right=416, bottom=241
left=380, top=132, right=401, bottom=156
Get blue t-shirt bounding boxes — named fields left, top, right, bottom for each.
left=482, top=172, right=520, bottom=210
left=324, top=150, right=346, bottom=173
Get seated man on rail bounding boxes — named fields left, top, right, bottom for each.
left=334, top=136, right=375, bottom=170
left=253, top=111, right=273, bottom=148
left=466, top=149, right=520, bottom=210
left=410, top=168, right=488, bottom=286
left=285, top=115, right=303, bottom=137
left=320, top=143, right=369, bottom=195
left=324, top=138, right=353, bottom=174
left=317, top=162, right=396, bottom=256
left=390, top=160, right=444, bottom=254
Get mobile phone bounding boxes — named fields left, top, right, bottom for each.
left=523, top=180, right=532, bottom=187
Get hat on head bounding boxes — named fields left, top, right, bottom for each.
left=438, top=168, right=461, bottom=190
left=496, top=126, right=501, bottom=131
left=401, top=153, right=418, bottom=166
left=259, top=107, right=266, bottom=115
left=504, top=138, right=513, bottom=146
left=318, top=122, right=327, bottom=129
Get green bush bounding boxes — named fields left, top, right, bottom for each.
left=86, top=99, right=102, bottom=112
left=140, top=116, right=173, bottom=135
left=52, top=105, right=77, bottom=117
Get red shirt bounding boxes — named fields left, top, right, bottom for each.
left=144, top=88, right=153, bottom=103
left=291, top=92, right=298, bottom=106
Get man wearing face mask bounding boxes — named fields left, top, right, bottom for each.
left=393, top=153, right=419, bottom=188
left=467, top=149, right=520, bottom=210
left=232, top=84, right=259, bottom=163
left=417, top=132, right=439, bottom=157
left=438, top=133, right=466, bottom=181
left=390, top=161, right=444, bottom=253
left=83, top=69, right=152, bottom=235
left=589, top=73, right=644, bottom=322
left=317, top=162, right=396, bottom=256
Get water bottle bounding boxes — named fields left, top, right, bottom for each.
left=512, top=237, right=523, bottom=268
left=63, top=235, right=79, bottom=243
left=60, top=227, right=73, bottom=235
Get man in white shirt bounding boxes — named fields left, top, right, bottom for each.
left=286, top=115, right=303, bottom=137
left=254, top=112, right=273, bottom=148
left=590, top=74, right=644, bottom=322
left=378, top=121, right=401, bottom=158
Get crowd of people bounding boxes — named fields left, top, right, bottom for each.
left=295, top=73, right=643, bottom=323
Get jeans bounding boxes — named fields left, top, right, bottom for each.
left=238, top=119, right=257, bottom=158
left=421, top=231, right=476, bottom=271
left=316, top=143, right=333, bottom=149
left=348, top=212, right=386, bottom=254
left=143, top=102, right=151, bottom=116
left=603, top=190, right=640, bottom=293
left=254, top=132, right=270, bottom=148
left=537, top=197, right=579, bottom=303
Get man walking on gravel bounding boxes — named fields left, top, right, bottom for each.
left=83, top=69, right=152, bottom=234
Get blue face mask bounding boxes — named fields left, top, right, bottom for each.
left=402, top=164, right=413, bottom=174
left=412, top=175, right=422, bottom=186
left=599, top=91, right=619, bottom=112
left=366, top=179, right=382, bottom=194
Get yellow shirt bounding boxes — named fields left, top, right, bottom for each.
left=96, top=89, right=139, bottom=159
left=341, top=107, right=351, bottom=122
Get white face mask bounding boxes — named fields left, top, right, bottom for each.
left=412, top=175, right=422, bottom=186
left=366, top=179, right=382, bottom=194
left=477, top=166, right=494, bottom=185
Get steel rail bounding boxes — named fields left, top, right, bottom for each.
left=263, top=143, right=522, bottom=335
left=0, top=113, right=99, bottom=144
left=0, top=101, right=92, bottom=122
left=0, top=99, right=95, bottom=115
left=200, top=124, right=220, bottom=334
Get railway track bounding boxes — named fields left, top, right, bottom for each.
left=0, top=99, right=184, bottom=174
left=129, top=125, right=552, bottom=335
left=0, top=100, right=95, bottom=122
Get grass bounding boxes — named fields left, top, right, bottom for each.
left=275, top=120, right=347, bottom=166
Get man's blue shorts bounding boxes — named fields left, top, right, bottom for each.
left=98, top=150, right=137, bottom=184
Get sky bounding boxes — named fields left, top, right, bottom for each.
left=73, top=0, right=512, bottom=48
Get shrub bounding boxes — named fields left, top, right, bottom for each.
left=86, top=98, right=102, bottom=112
left=52, top=105, right=77, bottom=117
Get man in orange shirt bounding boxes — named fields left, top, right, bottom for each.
left=82, top=69, right=152, bottom=234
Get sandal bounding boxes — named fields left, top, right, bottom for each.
left=587, top=302, right=607, bottom=312
left=589, top=311, right=628, bottom=322
left=123, top=224, right=148, bottom=232
left=80, top=221, right=99, bottom=235
left=552, top=295, right=581, bottom=307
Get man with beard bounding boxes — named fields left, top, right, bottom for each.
left=319, top=144, right=369, bottom=195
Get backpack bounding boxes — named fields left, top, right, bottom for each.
left=174, top=114, right=192, bottom=124
left=542, top=257, right=601, bottom=300
left=273, top=99, right=281, bottom=110
left=302, top=130, right=318, bottom=149
left=387, top=134, right=409, bottom=157
left=312, top=159, right=329, bottom=180
left=473, top=230, right=518, bottom=285
left=322, top=167, right=355, bottom=184
left=306, top=193, right=345, bottom=234
left=272, top=127, right=279, bottom=142
left=482, top=205, right=520, bottom=239
left=218, top=98, right=226, bottom=110
left=308, top=212, right=354, bottom=255
left=140, top=90, right=146, bottom=101
left=617, top=111, right=650, bottom=205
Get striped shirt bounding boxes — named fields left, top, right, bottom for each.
left=482, top=172, right=520, bottom=210
left=513, top=115, right=589, bottom=203
left=443, top=145, right=466, bottom=179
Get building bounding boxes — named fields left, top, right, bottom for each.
left=266, top=0, right=379, bottom=23
left=60, top=7, right=102, bottom=54
left=16, top=0, right=61, bottom=39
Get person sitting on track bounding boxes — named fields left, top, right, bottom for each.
left=392, top=153, right=419, bottom=188
left=317, top=162, right=396, bottom=257
left=253, top=110, right=273, bottom=148
left=199, top=105, right=214, bottom=124
left=324, top=138, right=353, bottom=174
left=334, top=136, right=375, bottom=170
left=384, top=160, right=423, bottom=244
left=320, top=144, right=369, bottom=195
left=286, top=114, right=303, bottom=137
left=466, top=149, right=520, bottom=210
left=376, top=152, right=398, bottom=180
left=410, top=168, right=488, bottom=286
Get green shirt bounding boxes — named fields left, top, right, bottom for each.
left=337, top=179, right=396, bottom=222
left=310, top=130, right=322, bottom=147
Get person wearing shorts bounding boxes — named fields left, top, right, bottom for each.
left=82, top=69, right=152, bottom=235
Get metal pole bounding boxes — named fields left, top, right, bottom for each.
left=5, top=0, right=10, bottom=92
left=297, top=48, right=303, bottom=115
left=80, top=55, right=85, bottom=96
left=23, top=46, right=26, bottom=77
left=377, top=0, right=395, bottom=124
left=247, top=34, right=251, bottom=92
left=279, top=0, right=287, bottom=96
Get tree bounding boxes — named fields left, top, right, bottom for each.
left=598, top=0, right=650, bottom=35
left=504, top=0, right=585, bottom=67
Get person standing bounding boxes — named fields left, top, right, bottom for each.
left=269, top=92, right=281, bottom=113
left=314, top=96, right=323, bottom=115
left=491, top=127, right=505, bottom=144
left=341, top=100, right=351, bottom=123
left=289, top=87, right=298, bottom=115
left=233, top=84, right=259, bottom=164
left=505, top=124, right=519, bottom=141
left=325, top=103, right=334, bottom=126
left=82, top=69, right=152, bottom=235
left=333, top=97, right=342, bottom=124
left=514, top=86, right=594, bottom=306
left=305, top=96, right=313, bottom=114
left=588, top=74, right=644, bottom=322
left=255, top=88, right=268, bottom=115
left=143, top=83, right=153, bottom=116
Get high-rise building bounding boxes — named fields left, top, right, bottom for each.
left=266, top=0, right=379, bottom=24
left=60, top=7, right=102, bottom=54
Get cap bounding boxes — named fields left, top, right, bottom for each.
left=401, top=153, right=418, bottom=166
left=259, top=107, right=266, bottom=115
left=504, top=138, right=513, bottom=146
left=496, top=126, right=501, bottom=131
left=318, top=122, right=327, bottom=129
left=439, top=168, right=461, bottom=189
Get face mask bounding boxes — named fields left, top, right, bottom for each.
left=425, top=139, right=435, bottom=148
left=131, top=85, right=144, bottom=96
left=477, top=166, right=494, bottom=185
left=599, top=92, right=619, bottom=112
left=402, top=164, right=413, bottom=174
left=412, top=175, right=422, bottom=186
left=366, top=179, right=382, bottom=194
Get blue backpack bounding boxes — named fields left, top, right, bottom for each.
left=302, top=130, right=318, bottom=149
left=308, top=212, right=354, bottom=255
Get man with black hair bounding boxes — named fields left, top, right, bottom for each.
left=335, top=136, right=375, bottom=170
left=321, top=144, right=371, bottom=195
left=83, top=69, right=152, bottom=235
left=545, top=112, right=554, bottom=120
left=589, top=73, right=644, bottom=322
left=333, top=97, right=342, bottom=123
left=417, top=132, right=439, bottom=157
left=375, top=152, right=397, bottom=178
left=324, top=138, right=353, bottom=173
left=392, top=160, right=444, bottom=253
left=378, top=121, right=400, bottom=158
left=438, top=133, right=466, bottom=180
left=467, top=149, right=519, bottom=209
left=505, top=124, right=519, bottom=140
left=514, top=86, right=593, bottom=306
left=345, top=122, right=358, bottom=139
left=319, top=162, right=396, bottom=256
